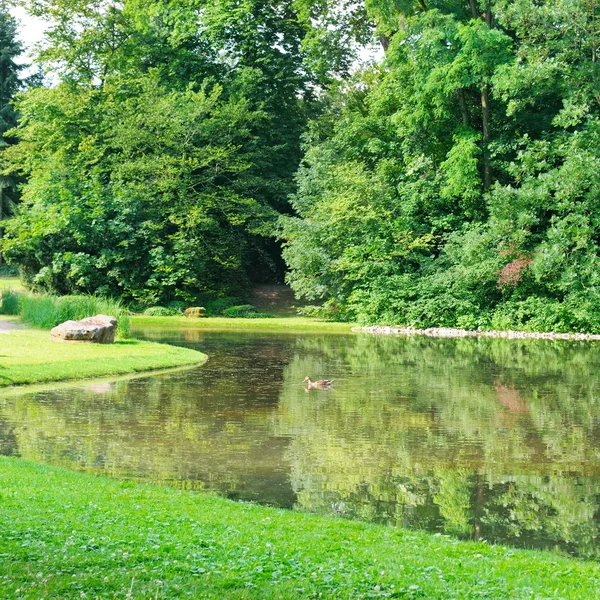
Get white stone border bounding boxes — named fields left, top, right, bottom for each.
left=353, top=325, right=600, bottom=341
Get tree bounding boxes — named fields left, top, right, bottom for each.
left=3, top=0, right=325, bottom=298
left=281, top=0, right=600, bottom=333
left=3, top=77, right=280, bottom=303
left=281, top=1, right=513, bottom=322
left=0, top=3, right=26, bottom=265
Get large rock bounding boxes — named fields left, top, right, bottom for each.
left=184, top=307, right=206, bottom=318
left=50, top=314, right=117, bottom=343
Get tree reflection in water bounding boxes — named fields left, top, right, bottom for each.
left=1, top=330, right=600, bottom=559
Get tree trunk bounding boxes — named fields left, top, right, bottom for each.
left=468, top=0, right=478, bottom=19
left=481, top=84, right=492, bottom=190
left=458, top=89, right=469, bottom=126
left=482, top=3, right=493, bottom=190
left=467, top=0, right=494, bottom=190
left=379, top=35, right=390, bottom=52
left=0, top=185, right=4, bottom=265
left=485, top=1, right=493, bottom=28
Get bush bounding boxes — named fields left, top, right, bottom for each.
left=222, top=304, right=257, bottom=317
left=222, top=304, right=273, bottom=318
left=204, top=297, right=238, bottom=315
left=0, top=265, right=18, bottom=276
left=0, top=289, right=21, bottom=315
left=143, top=306, right=176, bottom=316
left=166, top=301, right=188, bottom=314
left=127, top=302, right=147, bottom=314
left=18, top=293, right=130, bottom=337
left=488, top=296, right=600, bottom=334
left=296, top=302, right=347, bottom=321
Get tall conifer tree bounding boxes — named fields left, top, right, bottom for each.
left=0, top=3, right=25, bottom=264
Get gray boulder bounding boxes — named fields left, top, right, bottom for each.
left=50, top=314, right=117, bottom=343
left=184, top=307, right=207, bottom=318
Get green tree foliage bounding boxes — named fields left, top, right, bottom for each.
left=3, top=0, right=324, bottom=302
left=292, top=0, right=375, bottom=81
left=4, top=77, right=280, bottom=303
left=7, top=0, right=600, bottom=327
left=0, top=3, right=27, bottom=263
left=281, top=0, right=600, bottom=332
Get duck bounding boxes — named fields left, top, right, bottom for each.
left=304, top=376, right=335, bottom=389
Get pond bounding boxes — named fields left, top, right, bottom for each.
left=2, top=326, right=600, bottom=560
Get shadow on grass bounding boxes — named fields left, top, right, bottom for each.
left=0, top=365, right=14, bottom=383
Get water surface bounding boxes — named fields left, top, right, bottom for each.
left=2, top=327, right=600, bottom=559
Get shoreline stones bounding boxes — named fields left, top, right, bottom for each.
left=353, top=325, right=600, bottom=342
left=50, top=314, right=117, bottom=343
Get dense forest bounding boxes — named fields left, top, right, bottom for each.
left=3, top=0, right=600, bottom=331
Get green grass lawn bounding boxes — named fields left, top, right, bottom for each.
left=1, top=457, right=599, bottom=599
left=0, top=326, right=206, bottom=386
left=0, top=276, right=24, bottom=292
left=132, top=315, right=357, bottom=333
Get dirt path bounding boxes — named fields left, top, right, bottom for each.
left=0, top=319, right=22, bottom=334
left=250, top=285, right=297, bottom=316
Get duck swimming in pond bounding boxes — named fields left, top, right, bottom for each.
left=304, top=376, right=334, bottom=389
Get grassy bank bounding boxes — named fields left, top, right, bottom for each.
left=0, top=327, right=206, bottom=387
left=1, top=458, right=599, bottom=599
left=132, top=315, right=356, bottom=333
left=0, top=276, right=24, bottom=291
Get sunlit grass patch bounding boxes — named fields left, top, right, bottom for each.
left=0, top=276, right=24, bottom=291
left=132, top=315, right=357, bottom=333
left=0, top=328, right=206, bottom=386
left=0, top=457, right=599, bottom=599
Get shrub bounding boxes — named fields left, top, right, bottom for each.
left=0, top=289, right=21, bottom=315
left=127, top=302, right=147, bottom=314
left=0, top=265, right=18, bottom=276
left=296, top=302, right=347, bottom=321
left=204, top=297, right=238, bottom=315
left=222, top=304, right=257, bottom=317
left=489, top=295, right=600, bottom=334
left=222, top=304, right=273, bottom=318
left=143, top=306, right=176, bottom=316
left=18, top=294, right=130, bottom=337
left=496, top=257, right=533, bottom=290
left=166, top=301, right=188, bottom=314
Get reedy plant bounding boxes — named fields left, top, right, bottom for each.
left=2, top=291, right=130, bottom=338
